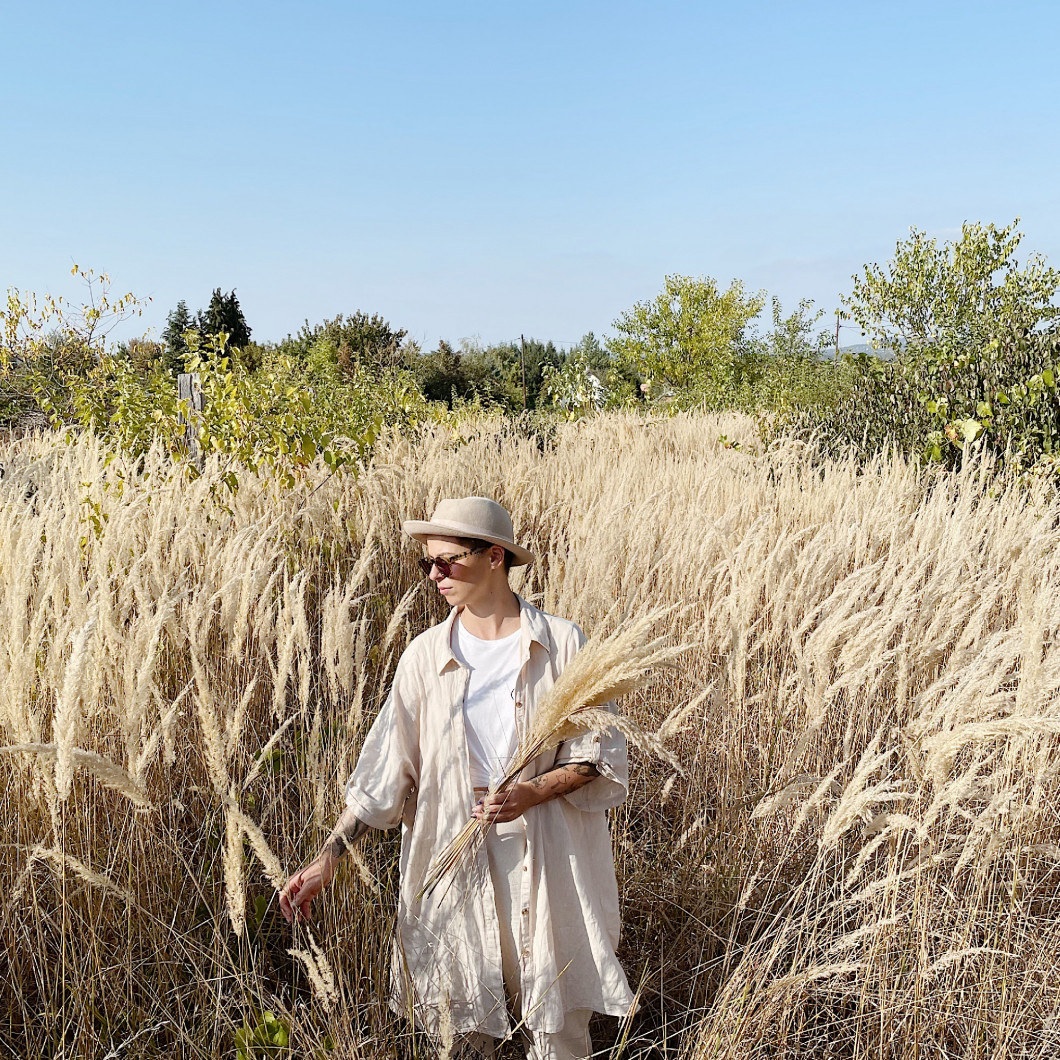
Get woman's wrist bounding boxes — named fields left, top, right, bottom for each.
left=528, top=763, right=599, bottom=804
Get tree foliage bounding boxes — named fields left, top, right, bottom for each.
left=802, top=221, right=1060, bottom=474
left=1, top=266, right=147, bottom=423
left=609, top=274, right=766, bottom=399
left=161, top=299, right=194, bottom=372
left=843, top=219, right=1060, bottom=354
left=2, top=273, right=440, bottom=491
left=286, top=312, right=410, bottom=374
left=200, top=288, right=252, bottom=350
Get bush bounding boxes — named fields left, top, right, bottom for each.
left=800, top=220, right=1060, bottom=475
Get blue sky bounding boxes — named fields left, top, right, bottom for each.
left=3, top=1, right=1058, bottom=350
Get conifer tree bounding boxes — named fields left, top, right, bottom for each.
left=200, top=288, right=251, bottom=350
left=161, top=299, right=195, bottom=373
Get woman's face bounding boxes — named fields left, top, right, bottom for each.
left=423, top=536, right=490, bottom=608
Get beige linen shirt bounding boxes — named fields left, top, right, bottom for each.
left=344, top=595, right=634, bottom=1037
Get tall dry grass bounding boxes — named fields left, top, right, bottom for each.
left=1, top=412, right=1059, bottom=1059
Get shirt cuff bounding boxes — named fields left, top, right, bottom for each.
left=344, top=784, right=405, bottom=831
left=553, top=728, right=628, bottom=812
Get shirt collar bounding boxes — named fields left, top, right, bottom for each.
left=434, top=594, right=551, bottom=675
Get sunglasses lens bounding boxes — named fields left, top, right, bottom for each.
left=419, top=557, right=452, bottom=579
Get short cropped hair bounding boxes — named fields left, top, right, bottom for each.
left=452, top=536, right=516, bottom=572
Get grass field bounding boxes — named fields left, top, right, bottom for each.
left=2, top=412, right=1059, bottom=1059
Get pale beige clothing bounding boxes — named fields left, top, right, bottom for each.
left=344, top=596, right=634, bottom=1039
left=480, top=819, right=594, bottom=1060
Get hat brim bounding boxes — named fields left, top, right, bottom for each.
left=402, top=519, right=534, bottom=567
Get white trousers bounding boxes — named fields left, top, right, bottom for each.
left=461, top=818, right=592, bottom=1060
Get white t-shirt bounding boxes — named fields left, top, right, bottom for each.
left=451, top=616, right=521, bottom=789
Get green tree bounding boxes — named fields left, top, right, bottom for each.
left=412, top=340, right=469, bottom=405
left=200, top=288, right=252, bottom=350
left=564, top=332, right=640, bottom=409
left=457, top=341, right=523, bottom=410
left=287, top=313, right=409, bottom=374
left=751, top=297, right=832, bottom=360
left=162, top=299, right=195, bottom=372
left=609, top=275, right=766, bottom=402
left=796, top=222, right=1060, bottom=473
left=842, top=219, right=1060, bottom=354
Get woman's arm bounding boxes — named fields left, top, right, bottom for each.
left=472, top=762, right=600, bottom=823
left=279, top=807, right=374, bottom=922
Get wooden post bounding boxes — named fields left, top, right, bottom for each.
left=177, top=372, right=204, bottom=469
left=520, top=334, right=527, bottom=410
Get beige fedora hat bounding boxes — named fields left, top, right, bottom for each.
left=402, top=496, right=534, bottom=567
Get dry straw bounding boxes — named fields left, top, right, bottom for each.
left=3, top=414, right=1060, bottom=1059
left=418, top=607, right=689, bottom=899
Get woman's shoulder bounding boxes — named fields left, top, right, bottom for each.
left=520, top=597, right=586, bottom=652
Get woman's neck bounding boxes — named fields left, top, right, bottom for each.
left=457, top=587, right=521, bottom=640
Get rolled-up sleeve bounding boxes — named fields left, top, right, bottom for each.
left=552, top=623, right=629, bottom=812
left=343, top=654, right=420, bottom=829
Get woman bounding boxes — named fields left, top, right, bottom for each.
left=280, top=496, right=633, bottom=1059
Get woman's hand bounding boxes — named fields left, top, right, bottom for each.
left=472, top=781, right=542, bottom=823
left=279, top=854, right=336, bottom=923
left=472, top=764, right=600, bottom=822
left=279, top=808, right=372, bottom=923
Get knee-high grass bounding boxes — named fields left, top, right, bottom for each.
left=1, top=412, right=1058, bottom=1059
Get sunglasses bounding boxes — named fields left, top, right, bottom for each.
left=417, top=546, right=487, bottom=579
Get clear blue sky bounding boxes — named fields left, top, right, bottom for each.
left=3, top=1, right=1058, bottom=350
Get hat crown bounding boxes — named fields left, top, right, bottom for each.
left=430, top=496, right=513, bottom=540
left=402, top=495, right=534, bottom=566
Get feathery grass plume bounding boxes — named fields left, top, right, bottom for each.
left=271, top=571, right=308, bottom=720
left=345, top=844, right=380, bottom=896
left=53, top=611, right=98, bottom=801
left=30, top=845, right=135, bottom=904
left=0, top=743, right=153, bottom=809
left=119, top=594, right=177, bottom=770
left=382, top=582, right=420, bottom=656
left=190, top=655, right=230, bottom=796
left=134, top=691, right=186, bottom=781
left=158, top=681, right=193, bottom=767
left=288, top=929, right=339, bottom=1008
left=226, top=800, right=286, bottom=890
left=226, top=677, right=259, bottom=760
left=418, top=607, right=688, bottom=899
left=223, top=804, right=246, bottom=936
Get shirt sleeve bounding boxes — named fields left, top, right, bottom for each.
left=551, top=622, right=629, bottom=813
left=343, top=651, right=421, bottom=830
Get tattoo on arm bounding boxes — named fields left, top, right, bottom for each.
left=528, top=762, right=600, bottom=802
left=323, top=814, right=372, bottom=862
left=568, top=763, right=599, bottom=779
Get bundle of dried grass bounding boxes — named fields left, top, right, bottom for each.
left=417, top=607, right=688, bottom=900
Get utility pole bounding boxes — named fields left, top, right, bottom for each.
left=835, top=314, right=841, bottom=359
left=520, top=334, right=527, bottom=410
